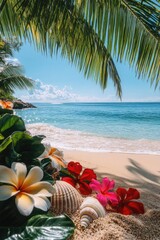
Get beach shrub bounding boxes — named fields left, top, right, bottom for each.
left=0, top=107, right=75, bottom=239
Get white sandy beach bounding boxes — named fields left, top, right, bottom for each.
left=63, top=150, right=160, bottom=240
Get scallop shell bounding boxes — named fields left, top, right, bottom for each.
left=80, top=197, right=106, bottom=228
left=51, top=180, right=83, bottom=215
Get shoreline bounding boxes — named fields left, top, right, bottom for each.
left=62, top=148, right=160, bottom=155
left=26, top=123, right=160, bottom=155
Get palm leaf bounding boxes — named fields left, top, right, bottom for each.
left=0, top=0, right=159, bottom=94
left=75, top=0, right=160, bottom=88
left=0, top=64, right=34, bottom=95
left=0, top=0, right=122, bottom=97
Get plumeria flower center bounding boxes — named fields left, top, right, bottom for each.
left=0, top=162, right=55, bottom=216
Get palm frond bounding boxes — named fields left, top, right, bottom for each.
left=75, top=0, right=160, bottom=89
left=0, top=0, right=159, bottom=94
left=0, top=37, right=13, bottom=64
left=0, top=64, right=34, bottom=94
left=0, top=0, right=122, bottom=97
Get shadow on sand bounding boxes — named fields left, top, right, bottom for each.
left=93, top=158, right=160, bottom=209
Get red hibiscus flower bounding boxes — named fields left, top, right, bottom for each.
left=67, top=161, right=82, bottom=176
left=111, top=187, right=145, bottom=215
left=62, top=161, right=97, bottom=195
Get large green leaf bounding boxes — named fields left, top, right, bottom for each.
left=11, top=132, right=45, bottom=163
left=0, top=133, right=4, bottom=140
left=0, top=108, right=13, bottom=116
left=0, top=214, right=75, bottom=240
left=0, top=198, right=29, bottom=227
left=0, top=135, right=20, bottom=166
left=0, top=135, right=12, bottom=153
left=0, top=114, right=26, bottom=138
left=0, top=131, right=45, bottom=167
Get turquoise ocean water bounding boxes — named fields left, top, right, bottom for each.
left=15, top=102, right=160, bottom=154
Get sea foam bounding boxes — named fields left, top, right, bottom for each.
left=27, top=123, right=160, bottom=155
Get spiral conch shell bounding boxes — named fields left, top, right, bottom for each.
left=51, top=181, right=83, bottom=215
left=80, top=197, right=106, bottom=228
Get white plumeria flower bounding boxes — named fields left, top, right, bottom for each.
left=0, top=162, right=55, bottom=216
left=38, top=143, right=52, bottom=159
left=39, top=143, right=66, bottom=171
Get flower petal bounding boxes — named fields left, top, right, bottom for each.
left=89, top=179, right=102, bottom=192
left=32, top=196, right=51, bottom=211
left=105, top=192, right=119, bottom=204
left=15, top=193, right=34, bottom=216
left=127, top=201, right=145, bottom=214
left=52, top=148, right=64, bottom=159
left=62, top=177, right=76, bottom=187
left=97, top=193, right=108, bottom=207
left=0, top=165, right=17, bottom=186
left=78, top=181, right=92, bottom=195
left=24, top=182, right=55, bottom=196
left=49, top=156, right=60, bottom=170
left=116, top=188, right=127, bottom=201
left=80, top=169, right=97, bottom=181
left=101, top=178, right=115, bottom=192
left=11, top=162, right=27, bottom=187
left=38, top=143, right=51, bottom=159
left=126, top=188, right=140, bottom=201
left=0, top=185, right=18, bottom=200
left=22, top=166, right=43, bottom=188
left=67, top=161, right=82, bottom=176
left=50, top=156, right=66, bottom=170
left=119, top=205, right=133, bottom=215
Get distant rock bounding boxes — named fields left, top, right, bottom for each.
left=13, top=99, right=36, bottom=109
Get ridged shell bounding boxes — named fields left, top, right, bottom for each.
left=80, top=197, right=106, bottom=228
left=51, top=181, right=83, bottom=215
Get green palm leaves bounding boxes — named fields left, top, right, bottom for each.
left=0, top=37, right=34, bottom=96
left=0, top=0, right=159, bottom=97
left=75, top=0, right=160, bottom=88
left=0, top=65, right=34, bottom=95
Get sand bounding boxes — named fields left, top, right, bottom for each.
left=63, top=150, right=160, bottom=240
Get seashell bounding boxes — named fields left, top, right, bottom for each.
left=80, top=197, right=106, bottom=228
left=51, top=180, right=83, bottom=215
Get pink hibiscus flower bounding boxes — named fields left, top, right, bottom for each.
left=89, top=177, right=118, bottom=206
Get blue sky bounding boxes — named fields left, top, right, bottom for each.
left=14, top=41, right=159, bottom=103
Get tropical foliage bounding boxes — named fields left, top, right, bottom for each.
left=0, top=36, right=34, bottom=97
left=0, top=0, right=159, bottom=97
left=0, top=108, right=75, bottom=239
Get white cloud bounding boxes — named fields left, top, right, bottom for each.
left=4, top=57, right=20, bottom=66
left=18, top=79, right=160, bottom=103
left=20, top=79, right=116, bottom=103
